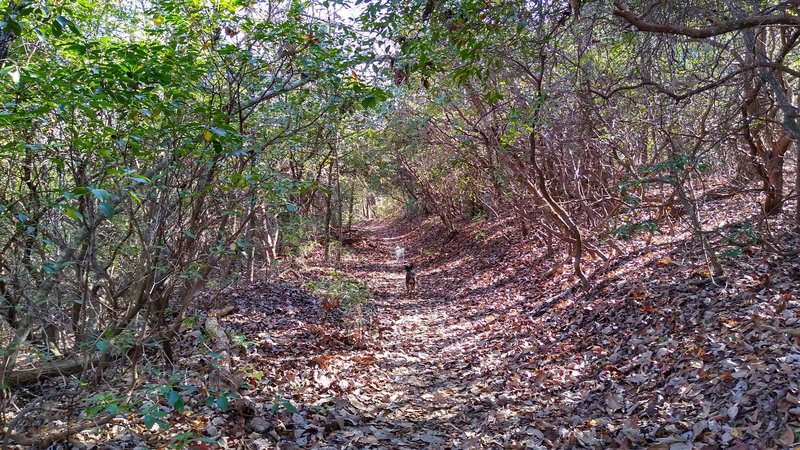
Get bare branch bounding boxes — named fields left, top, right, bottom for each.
left=590, top=62, right=800, bottom=101
left=239, top=75, right=315, bottom=112
left=611, top=0, right=800, bottom=38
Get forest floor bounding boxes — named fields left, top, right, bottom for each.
left=190, top=211, right=799, bottom=450
left=7, top=206, right=800, bottom=449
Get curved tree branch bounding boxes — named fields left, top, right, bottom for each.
left=591, top=61, right=800, bottom=101
left=611, top=0, right=800, bottom=38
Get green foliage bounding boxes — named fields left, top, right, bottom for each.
left=232, top=332, right=256, bottom=350
left=86, top=391, right=129, bottom=417
left=641, top=153, right=710, bottom=180
left=281, top=214, right=320, bottom=257
left=305, top=270, right=372, bottom=312
left=271, top=394, right=298, bottom=414
left=208, top=392, right=236, bottom=412
left=724, top=223, right=759, bottom=246
left=610, top=220, right=658, bottom=241
left=140, top=403, right=170, bottom=431
left=0, top=0, right=385, bottom=411
left=719, top=223, right=759, bottom=260
left=719, top=247, right=742, bottom=260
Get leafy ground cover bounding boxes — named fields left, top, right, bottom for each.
left=5, top=205, right=799, bottom=449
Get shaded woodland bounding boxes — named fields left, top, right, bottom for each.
left=0, top=0, right=799, bottom=448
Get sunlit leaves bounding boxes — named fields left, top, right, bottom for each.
left=1, top=66, right=21, bottom=84
left=51, top=15, right=80, bottom=37
left=127, top=174, right=150, bottom=184
left=64, top=206, right=84, bottom=223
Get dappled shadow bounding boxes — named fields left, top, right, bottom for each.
left=330, top=211, right=800, bottom=448
left=214, top=209, right=799, bottom=448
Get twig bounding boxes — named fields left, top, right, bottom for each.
left=688, top=275, right=728, bottom=287
left=528, top=288, right=575, bottom=319
left=761, top=324, right=800, bottom=337
left=6, top=414, right=115, bottom=448
left=208, top=306, right=238, bottom=318
left=2, top=389, right=117, bottom=449
left=2, top=394, right=48, bottom=450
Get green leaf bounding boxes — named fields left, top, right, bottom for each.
left=58, top=15, right=81, bottom=35
left=361, top=95, right=377, bottom=109
left=50, top=19, right=63, bottom=37
left=166, top=390, right=185, bottom=412
left=167, top=390, right=180, bottom=404
left=129, top=192, right=142, bottom=204
left=281, top=400, right=297, bottom=413
left=96, top=340, right=109, bottom=353
left=65, top=206, right=83, bottom=223
left=142, top=411, right=168, bottom=431
left=216, top=395, right=229, bottom=411
left=43, top=262, right=58, bottom=275
left=143, top=415, right=158, bottom=430
left=91, top=188, right=112, bottom=201
left=3, top=19, right=22, bottom=35
left=99, top=202, right=114, bottom=218
left=127, top=175, right=150, bottom=184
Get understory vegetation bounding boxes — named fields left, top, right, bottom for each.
left=1, top=0, right=799, bottom=448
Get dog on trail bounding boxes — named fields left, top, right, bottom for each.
left=394, top=246, right=405, bottom=263
left=404, top=264, right=416, bottom=295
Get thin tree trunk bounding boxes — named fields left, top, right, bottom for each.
left=796, top=140, right=800, bottom=230
left=527, top=131, right=591, bottom=289
left=323, top=158, right=334, bottom=263
left=334, top=142, right=343, bottom=267
left=796, top=90, right=800, bottom=230
left=674, top=172, right=724, bottom=278
left=347, top=181, right=355, bottom=234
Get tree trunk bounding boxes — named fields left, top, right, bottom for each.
left=322, top=158, right=334, bottom=263
left=796, top=139, right=800, bottom=230
left=673, top=170, right=724, bottom=278
left=764, top=154, right=785, bottom=215
left=347, top=181, right=355, bottom=234
left=526, top=131, right=591, bottom=289
left=0, top=1, right=18, bottom=66
left=334, top=143, right=343, bottom=267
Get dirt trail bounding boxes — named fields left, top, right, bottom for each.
left=215, top=217, right=799, bottom=449
left=327, top=221, right=518, bottom=449
left=207, top=219, right=536, bottom=449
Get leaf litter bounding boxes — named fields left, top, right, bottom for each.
left=195, top=212, right=798, bottom=449
left=5, top=209, right=799, bottom=449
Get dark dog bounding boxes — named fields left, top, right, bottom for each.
left=404, top=264, right=416, bottom=295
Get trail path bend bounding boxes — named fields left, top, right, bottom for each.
left=323, top=221, right=534, bottom=449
